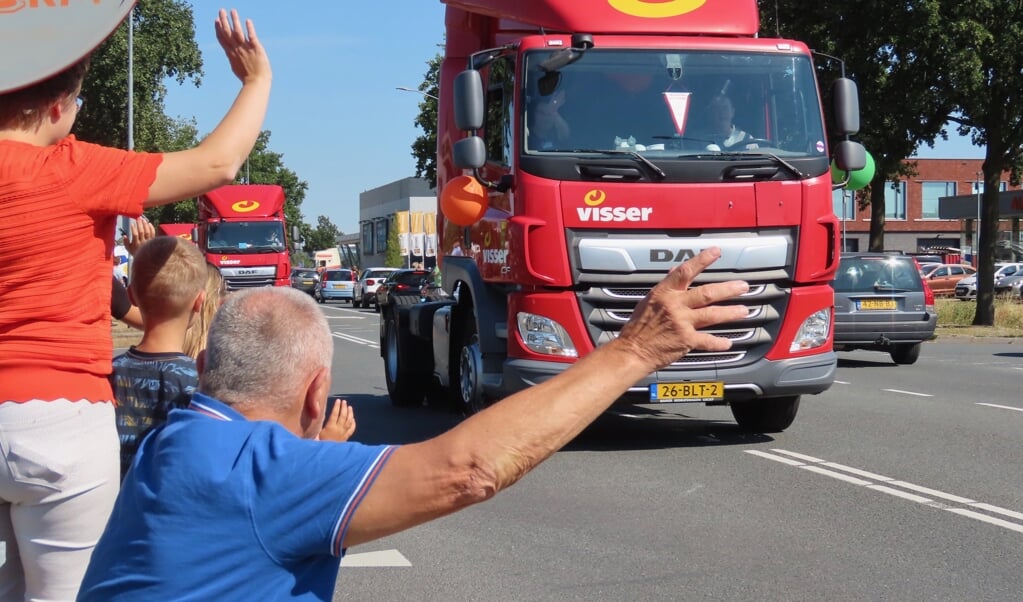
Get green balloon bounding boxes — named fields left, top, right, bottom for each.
left=831, top=151, right=875, bottom=190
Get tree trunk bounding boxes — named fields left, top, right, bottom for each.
left=868, top=180, right=886, bottom=251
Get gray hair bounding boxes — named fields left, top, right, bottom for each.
left=199, top=287, right=333, bottom=411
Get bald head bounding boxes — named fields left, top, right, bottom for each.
left=199, top=287, right=333, bottom=412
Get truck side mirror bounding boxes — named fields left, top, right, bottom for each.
left=454, top=70, right=485, bottom=131
left=832, top=77, right=860, bottom=136
left=453, top=136, right=486, bottom=169
left=834, top=140, right=866, bottom=172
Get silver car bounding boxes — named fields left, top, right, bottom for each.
left=954, top=262, right=1023, bottom=300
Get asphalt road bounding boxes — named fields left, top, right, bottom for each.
left=319, top=303, right=1023, bottom=601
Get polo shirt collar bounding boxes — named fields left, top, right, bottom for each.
left=189, top=392, right=247, bottom=422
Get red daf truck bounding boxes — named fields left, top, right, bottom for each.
left=382, top=0, right=865, bottom=432
left=157, top=223, right=196, bottom=242
left=196, top=184, right=291, bottom=290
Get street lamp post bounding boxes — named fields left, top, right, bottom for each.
left=395, top=86, right=439, bottom=101
left=976, top=170, right=982, bottom=265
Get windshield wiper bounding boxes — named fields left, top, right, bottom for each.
left=874, top=283, right=911, bottom=293
left=714, top=151, right=807, bottom=179
left=567, top=148, right=666, bottom=181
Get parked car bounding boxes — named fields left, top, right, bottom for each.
left=375, top=269, right=432, bottom=312
left=289, top=268, right=319, bottom=295
left=919, top=263, right=976, bottom=296
left=832, top=253, right=937, bottom=364
left=994, top=272, right=1023, bottom=299
left=353, top=267, right=400, bottom=309
left=314, top=268, right=356, bottom=304
left=954, top=262, right=1023, bottom=300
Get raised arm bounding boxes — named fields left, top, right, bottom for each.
left=346, top=248, right=750, bottom=546
left=144, top=9, right=272, bottom=208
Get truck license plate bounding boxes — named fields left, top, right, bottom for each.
left=649, top=382, right=724, bottom=403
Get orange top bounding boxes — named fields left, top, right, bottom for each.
left=0, top=136, right=163, bottom=403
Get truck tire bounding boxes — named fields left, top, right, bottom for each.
left=730, top=396, right=800, bottom=433
left=450, top=308, right=487, bottom=415
left=383, top=308, right=430, bottom=407
left=890, top=343, right=921, bottom=365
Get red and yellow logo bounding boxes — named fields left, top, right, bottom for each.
left=231, top=199, right=260, bottom=213
left=584, top=190, right=606, bottom=207
left=607, top=0, right=706, bottom=18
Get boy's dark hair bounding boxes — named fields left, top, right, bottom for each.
left=0, top=56, right=91, bottom=129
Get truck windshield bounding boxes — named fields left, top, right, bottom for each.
left=207, top=222, right=286, bottom=253
left=523, top=49, right=825, bottom=159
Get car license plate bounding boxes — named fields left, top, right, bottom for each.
left=302, top=279, right=313, bottom=285
left=332, top=283, right=349, bottom=290
left=858, top=299, right=896, bottom=310
left=649, top=382, right=724, bottom=403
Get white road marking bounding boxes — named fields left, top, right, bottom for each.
left=340, top=549, right=411, bottom=567
left=333, top=332, right=379, bottom=349
left=833, top=380, right=850, bottom=385
left=325, top=315, right=366, bottom=320
left=866, top=484, right=933, bottom=504
left=976, top=402, right=1023, bottom=412
left=946, top=509, right=1023, bottom=535
left=881, top=389, right=933, bottom=397
left=745, top=449, right=1023, bottom=535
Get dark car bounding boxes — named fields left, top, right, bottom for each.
left=832, top=253, right=936, bottom=364
left=289, top=268, right=319, bottom=295
left=375, top=269, right=432, bottom=312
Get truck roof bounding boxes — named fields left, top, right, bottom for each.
left=0, top=1, right=136, bottom=93
left=199, top=184, right=286, bottom=220
left=442, top=0, right=759, bottom=36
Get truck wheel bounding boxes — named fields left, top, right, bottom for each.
left=451, top=310, right=487, bottom=415
left=890, top=343, right=921, bottom=365
left=383, top=309, right=429, bottom=407
left=730, top=396, right=800, bottom=433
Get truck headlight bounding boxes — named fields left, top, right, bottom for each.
left=790, top=309, right=830, bottom=352
left=516, top=312, right=578, bottom=357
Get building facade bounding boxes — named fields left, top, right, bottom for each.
left=833, top=158, right=1022, bottom=257
left=358, top=177, right=438, bottom=269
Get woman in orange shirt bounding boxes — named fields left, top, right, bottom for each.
left=0, top=9, right=272, bottom=600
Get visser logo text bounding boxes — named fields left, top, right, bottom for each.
left=576, top=190, right=653, bottom=223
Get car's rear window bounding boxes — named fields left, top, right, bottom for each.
left=390, top=270, right=431, bottom=285
left=833, top=257, right=924, bottom=293
left=364, top=269, right=395, bottom=280
left=324, top=270, right=353, bottom=281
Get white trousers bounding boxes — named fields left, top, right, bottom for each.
left=0, top=400, right=120, bottom=602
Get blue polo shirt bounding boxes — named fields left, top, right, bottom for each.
left=79, top=393, right=397, bottom=601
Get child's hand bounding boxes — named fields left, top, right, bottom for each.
left=319, top=399, right=356, bottom=442
left=215, top=9, right=272, bottom=85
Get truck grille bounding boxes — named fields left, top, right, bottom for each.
left=224, top=275, right=276, bottom=290
left=567, top=229, right=795, bottom=373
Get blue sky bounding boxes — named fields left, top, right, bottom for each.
left=163, top=2, right=447, bottom=235
left=163, top=3, right=981, bottom=235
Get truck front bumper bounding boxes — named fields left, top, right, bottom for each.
left=502, top=351, right=836, bottom=403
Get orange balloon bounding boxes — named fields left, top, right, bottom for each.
left=440, top=175, right=488, bottom=226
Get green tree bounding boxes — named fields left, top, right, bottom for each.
left=74, top=0, right=203, bottom=151
left=763, top=1, right=953, bottom=252
left=384, top=217, right=404, bottom=268
left=305, top=215, right=342, bottom=251
left=237, top=130, right=309, bottom=236
left=936, top=2, right=1023, bottom=325
left=411, top=52, right=442, bottom=188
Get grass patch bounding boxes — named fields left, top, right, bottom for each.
left=935, top=297, right=1023, bottom=336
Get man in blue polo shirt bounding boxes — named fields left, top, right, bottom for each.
left=80, top=248, right=749, bottom=599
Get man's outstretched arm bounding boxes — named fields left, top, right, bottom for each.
left=347, top=248, right=749, bottom=546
